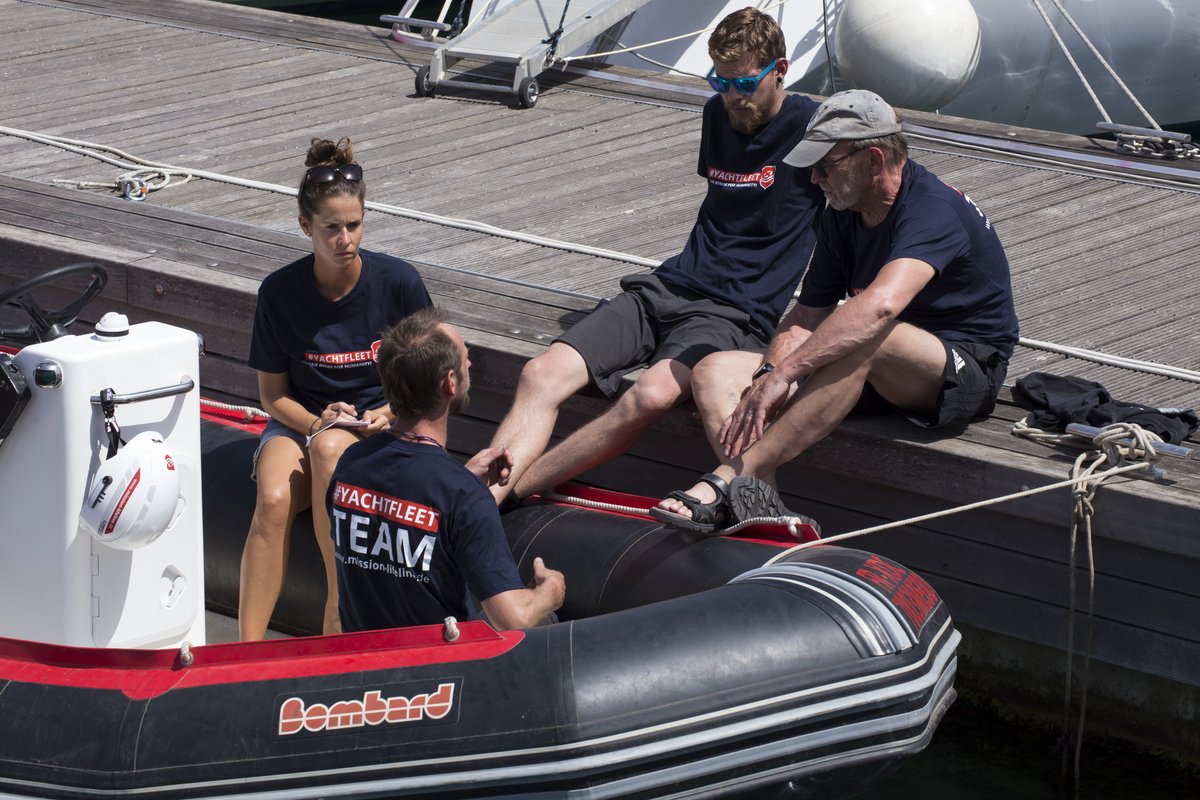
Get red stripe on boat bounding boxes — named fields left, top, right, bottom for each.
left=0, top=622, right=521, bottom=700
left=539, top=482, right=821, bottom=545
left=201, top=398, right=268, bottom=435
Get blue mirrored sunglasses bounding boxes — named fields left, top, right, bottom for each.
left=706, top=59, right=779, bottom=95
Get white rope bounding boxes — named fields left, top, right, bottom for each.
left=7, top=127, right=1199, bottom=389
left=721, top=514, right=813, bottom=540
left=51, top=168, right=191, bottom=201
left=5, top=128, right=196, bottom=198
left=1018, top=338, right=1200, bottom=384
left=540, top=490, right=815, bottom=540
left=1045, top=0, right=1161, bottom=130
left=1043, top=423, right=1163, bottom=795
left=0, top=125, right=661, bottom=270
left=558, top=0, right=794, bottom=63
left=540, top=490, right=646, bottom=515
left=762, top=459, right=1151, bottom=564
left=1062, top=446, right=1103, bottom=796
left=623, top=45, right=708, bottom=80
left=543, top=424, right=1163, bottom=564
left=201, top=397, right=269, bottom=423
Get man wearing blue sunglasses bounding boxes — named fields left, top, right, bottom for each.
left=486, top=8, right=825, bottom=508
left=706, top=57, right=781, bottom=133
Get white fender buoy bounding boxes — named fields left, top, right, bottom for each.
left=833, top=0, right=981, bottom=112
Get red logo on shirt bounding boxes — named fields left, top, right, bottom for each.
left=303, top=349, right=376, bottom=367
left=707, top=166, right=777, bottom=189
left=332, top=482, right=441, bottom=533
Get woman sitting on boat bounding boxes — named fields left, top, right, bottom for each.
left=238, top=137, right=432, bottom=640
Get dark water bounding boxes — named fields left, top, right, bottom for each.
left=220, top=1, right=1199, bottom=795
left=858, top=690, right=1196, bottom=799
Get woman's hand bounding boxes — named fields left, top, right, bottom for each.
left=310, top=401, right=360, bottom=435
left=359, top=407, right=391, bottom=433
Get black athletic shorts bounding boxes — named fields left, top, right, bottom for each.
left=855, top=338, right=1008, bottom=429
left=556, top=274, right=767, bottom=397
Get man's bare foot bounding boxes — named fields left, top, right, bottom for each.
left=650, top=469, right=737, bottom=532
left=656, top=479, right=717, bottom=519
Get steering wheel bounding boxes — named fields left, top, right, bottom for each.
left=0, top=262, right=109, bottom=345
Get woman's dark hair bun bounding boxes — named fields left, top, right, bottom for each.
left=297, top=136, right=365, bottom=218
left=305, top=137, right=355, bottom=168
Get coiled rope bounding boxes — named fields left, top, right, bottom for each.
left=3, top=128, right=195, bottom=200
left=1011, top=420, right=1167, bottom=795
left=52, top=169, right=190, bottom=202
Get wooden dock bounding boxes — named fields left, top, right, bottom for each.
left=2, top=0, right=1199, bottom=762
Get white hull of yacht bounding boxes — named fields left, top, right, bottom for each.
left=461, top=0, right=1200, bottom=134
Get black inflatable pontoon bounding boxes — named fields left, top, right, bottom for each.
left=0, top=415, right=960, bottom=800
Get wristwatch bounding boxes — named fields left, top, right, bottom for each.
left=751, top=362, right=775, bottom=381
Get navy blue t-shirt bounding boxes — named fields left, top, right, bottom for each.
left=328, top=435, right=525, bottom=632
left=653, top=93, right=825, bottom=339
left=798, top=160, right=1019, bottom=359
left=248, top=249, right=432, bottom=414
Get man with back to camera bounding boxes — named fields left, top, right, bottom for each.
left=485, top=7, right=826, bottom=507
left=653, top=89, right=1020, bottom=531
left=328, top=307, right=564, bottom=631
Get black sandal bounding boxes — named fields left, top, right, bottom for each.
left=650, top=473, right=731, bottom=533
left=727, top=476, right=804, bottom=524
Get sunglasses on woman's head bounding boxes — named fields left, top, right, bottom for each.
left=302, top=163, right=363, bottom=188
left=706, top=59, right=779, bottom=95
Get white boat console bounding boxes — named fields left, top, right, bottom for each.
left=0, top=313, right=205, bottom=649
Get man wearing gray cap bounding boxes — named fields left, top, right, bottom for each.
left=653, top=89, right=1019, bottom=532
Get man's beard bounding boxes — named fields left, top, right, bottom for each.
left=824, top=161, right=870, bottom=211
left=728, top=101, right=769, bottom=134
left=449, top=376, right=470, bottom=415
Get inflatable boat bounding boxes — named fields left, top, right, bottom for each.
left=0, top=269, right=959, bottom=798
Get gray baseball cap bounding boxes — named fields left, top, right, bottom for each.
left=783, top=90, right=901, bottom=168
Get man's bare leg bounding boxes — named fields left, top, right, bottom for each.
left=689, top=349, right=762, bottom=451
left=512, top=359, right=693, bottom=499
left=489, top=343, right=591, bottom=505
left=688, top=349, right=785, bottom=485
left=657, top=323, right=947, bottom=519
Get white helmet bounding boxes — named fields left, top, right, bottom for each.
left=80, top=431, right=183, bottom=550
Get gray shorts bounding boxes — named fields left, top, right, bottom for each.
left=856, top=338, right=1007, bottom=429
left=556, top=274, right=767, bottom=397
left=251, top=417, right=306, bottom=481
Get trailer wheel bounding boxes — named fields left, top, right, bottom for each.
left=517, top=77, right=539, bottom=109
left=415, top=67, right=435, bottom=97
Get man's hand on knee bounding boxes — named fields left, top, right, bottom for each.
left=721, top=372, right=790, bottom=458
